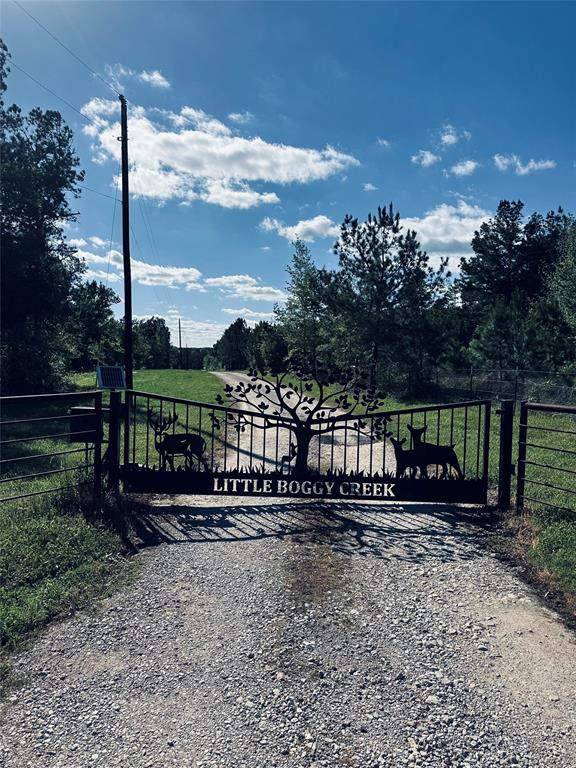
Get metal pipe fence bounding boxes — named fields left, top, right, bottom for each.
left=0, top=391, right=104, bottom=505
left=516, top=402, right=576, bottom=514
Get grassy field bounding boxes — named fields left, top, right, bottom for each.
left=73, top=369, right=223, bottom=404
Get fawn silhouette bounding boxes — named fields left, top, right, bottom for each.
left=389, top=436, right=421, bottom=479
left=406, top=424, right=462, bottom=479
left=280, top=442, right=297, bottom=474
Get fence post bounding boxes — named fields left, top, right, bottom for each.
left=93, top=391, right=103, bottom=509
left=516, top=401, right=529, bottom=513
left=107, top=390, right=121, bottom=493
left=497, top=399, right=514, bottom=512
left=123, top=389, right=131, bottom=468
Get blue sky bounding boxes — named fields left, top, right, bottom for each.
left=4, top=1, right=575, bottom=346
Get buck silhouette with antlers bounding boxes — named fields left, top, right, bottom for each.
left=147, top=409, right=208, bottom=471
left=406, top=424, right=462, bottom=479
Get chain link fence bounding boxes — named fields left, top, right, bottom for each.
left=436, top=368, right=576, bottom=405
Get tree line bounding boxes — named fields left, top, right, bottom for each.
left=208, top=201, right=575, bottom=395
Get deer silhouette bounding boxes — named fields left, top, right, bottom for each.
left=389, top=436, right=421, bottom=479
left=406, top=424, right=462, bottom=479
left=280, top=442, right=297, bottom=474
left=148, top=409, right=208, bottom=471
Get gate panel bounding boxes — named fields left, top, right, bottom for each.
left=120, top=390, right=491, bottom=505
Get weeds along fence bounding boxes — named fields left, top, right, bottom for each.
left=516, top=402, right=576, bottom=515
left=437, top=368, right=576, bottom=405
left=0, top=391, right=104, bottom=506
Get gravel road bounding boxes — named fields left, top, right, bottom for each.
left=1, top=497, right=575, bottom=768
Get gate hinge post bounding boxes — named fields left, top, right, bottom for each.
left=497, top=399, right=515, bottom=513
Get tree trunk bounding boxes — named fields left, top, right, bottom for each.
left=293, top=429, right=312, bottom=478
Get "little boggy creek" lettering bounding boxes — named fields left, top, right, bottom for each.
left=212, top=477, right=395, bottom=498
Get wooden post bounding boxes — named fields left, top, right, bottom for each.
left=119, top=94, right=133, bottom=390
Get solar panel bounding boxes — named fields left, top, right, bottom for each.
left=96, top=365, right=127, bottom=390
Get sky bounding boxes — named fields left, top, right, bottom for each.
left=3, top=1, right=575, bottom=347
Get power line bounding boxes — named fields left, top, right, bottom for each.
left=79, top=184, right=121, bottom=202
left=10, top=60, right=93, bottom=123
left=106, top=163, right=121, bottom=287
left=12, top=0, right=120, bottom=96
left=10, top=62, right=123, bottom=205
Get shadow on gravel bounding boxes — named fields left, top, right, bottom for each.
left=124, top=499, right=493, bottom=564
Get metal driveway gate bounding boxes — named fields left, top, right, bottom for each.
left=117, top=390, right=491, bottom=505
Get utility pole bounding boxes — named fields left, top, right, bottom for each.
left=178, top=318, right=183, bottom=369
left=119, top=94, right=133, bottom=389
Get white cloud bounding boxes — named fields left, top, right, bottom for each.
left=403, top=200, right=490, bottom=271
left=377, top=138, right=390, bottom=148
left=439, top=124, right=472, bottom=147
left=77, top=247, right=204, bottom=291
left=77, top=238, right=284, bottom=300
left=205, top=274, right=286, bottom=302
left=138, top=70, right=170, bottom=89
left=104, top=63, right=170, bottom=90
left=167, top=106, right=231, bottom=136
left=261, top=246, right=272, bottom=251
left=89, top=235, right=107, bottom=248
left=69, top=237, right=87, bottom=248
left=222, top=307, right=274, bottom=320
left=363, top=183, right=378, bottom=192
left=81, top=98, right=359, bottom=209
left=493, top=153, right=556, bottom=175
left=448, top=159, right=479, bottom=177
left=85, top=269, right=121, bottom=283
left=260, top=214, right=339, bottom=243
left=411, top=150, right=441, bottom=168
left=440, top=125, right=458, bottom=146
left=228, top=111, right=255, bottom=124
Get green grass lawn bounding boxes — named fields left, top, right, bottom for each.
left=73, top=369, right=223, bottom=403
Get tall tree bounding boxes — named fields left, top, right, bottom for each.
left=133, top=317, right=171, bottom=369
left=392, top=229, right=449, bottom=393
left=551, top=222, right=576, bottom=333
left=333, top=204, right=448, bottom=386
left=211, top=318, right=251, bottom=370
left=65, top=281, right=120, bottom=372
left=274, top=240, right=330, bottom=369
left=459, top=200, right=571, bottom=323
left=459, top=200, right=525, bottom=320
left=247, top=321, right=288, bottom=372
left=0, top=39, right=85, bottom=392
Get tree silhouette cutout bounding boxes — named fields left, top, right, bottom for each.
left=214, top=363, right=389, bottom=477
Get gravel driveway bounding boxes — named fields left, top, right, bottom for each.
left=1, top=496, right=575, bottom=767
left=2, top=375, right=575, bottom=766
